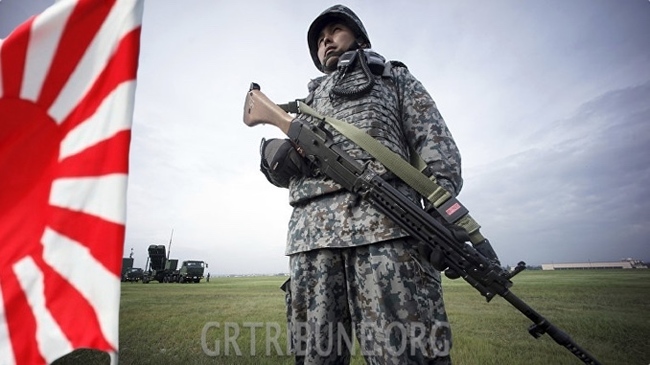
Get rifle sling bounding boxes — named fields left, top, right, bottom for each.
left=292, top=100, right=486, bottom=245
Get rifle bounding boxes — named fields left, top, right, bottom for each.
left=243, top=83, right=602, bottom=365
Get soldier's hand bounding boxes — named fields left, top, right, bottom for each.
left=418, top=241, right=461, bottom=279
left=474, top=239, right=501, bottom=267
left=427, top=249, right=461, bottom=280
left=260, top=138, right=311, bottom=188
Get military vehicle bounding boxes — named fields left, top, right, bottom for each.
left=121, top=251, right=135, bottom=282
left=122, top=267, right=144, bottom=282
left=179, top=260, right=206, bottom=283
left=142, top=244, right=206, bottom=283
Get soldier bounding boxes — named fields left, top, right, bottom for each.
left=259, top=5, right=464, bottom=364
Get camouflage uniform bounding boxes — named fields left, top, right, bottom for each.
left=268, top=5, right=462, bottom=365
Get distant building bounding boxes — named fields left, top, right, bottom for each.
left=541, top=258, right=647, bottom=270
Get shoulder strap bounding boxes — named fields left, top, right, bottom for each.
left=295, top=101, right=485, bottom=245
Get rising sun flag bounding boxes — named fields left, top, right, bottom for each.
left=0, top=0, right=143, bottom=363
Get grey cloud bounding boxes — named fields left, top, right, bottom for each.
left=462, top=82, right=650, bottom=265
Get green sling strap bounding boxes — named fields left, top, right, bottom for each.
left=295, top=100, right=486, bottom=246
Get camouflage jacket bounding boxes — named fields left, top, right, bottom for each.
left=284, top=59, right=462, bottom=255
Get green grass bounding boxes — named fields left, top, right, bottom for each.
left=53, top=270, right=650, bottom=364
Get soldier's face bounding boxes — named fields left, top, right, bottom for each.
left=317, top=22, right=356, bottom=72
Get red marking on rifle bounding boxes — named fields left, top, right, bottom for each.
left=446, top=202, right=461, bottom=216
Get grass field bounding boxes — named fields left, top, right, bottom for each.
left=53, top=270, right=650, bottom=364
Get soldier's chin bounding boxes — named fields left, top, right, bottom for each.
left=321, top=54, right=341, bottom=72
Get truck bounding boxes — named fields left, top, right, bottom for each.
left=142, top=244, right=206, bottom=283
left=179, top=260, right=206, bottom=283
left=123, top=267, right=144, bottom=282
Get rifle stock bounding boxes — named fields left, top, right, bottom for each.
left=242, top=83, right=602, bottom=365
left=243, top=83, right=293, bottom=134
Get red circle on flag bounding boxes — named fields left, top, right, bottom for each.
left=0, top=99, right=59, bottom=261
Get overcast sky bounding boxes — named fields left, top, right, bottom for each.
left=2, top=0, right=649, bottom=275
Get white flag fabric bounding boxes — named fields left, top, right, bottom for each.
left=0, top=0, right=143, bottom=363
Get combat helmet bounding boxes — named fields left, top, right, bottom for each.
left=307, top=4, right=371, bottom=72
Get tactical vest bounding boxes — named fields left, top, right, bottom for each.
left=284, top=59, right=425, bottom=254
left=288, top=61, right=418, bottom=206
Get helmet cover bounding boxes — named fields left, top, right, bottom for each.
left=307, top=5, right=371, bottom=71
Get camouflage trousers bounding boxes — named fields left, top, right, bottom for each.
left=283, top=238, right=452, bottom=365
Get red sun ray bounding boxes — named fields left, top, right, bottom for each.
left=60, top=27, right=141, bottom=135
left=57, top=130, right=131, bottom=177
left=0, top=17, right=35, bottom=97
left=36, top=0, right=116, bottom=110
left=48, top=206, right=125, bottom=276
left=0, top=269, right=45, bottom=365
left=34, top=254, right=113, bottom=351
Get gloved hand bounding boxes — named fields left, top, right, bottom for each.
left=416, top=221, right=468, bottom=279
left=474, top=239, right=501, bottom=267
left=444, top=239, right=502, bottom=280
left=260, top=138, right=311, bottom=188
left=420, top=198, right=459, bottom=278
left=416, top=242, right=461, bottom=280
left=419, top=224, right=502, bottom=280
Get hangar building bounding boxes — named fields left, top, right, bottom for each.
left=541, top=258, right=647, bottom=270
